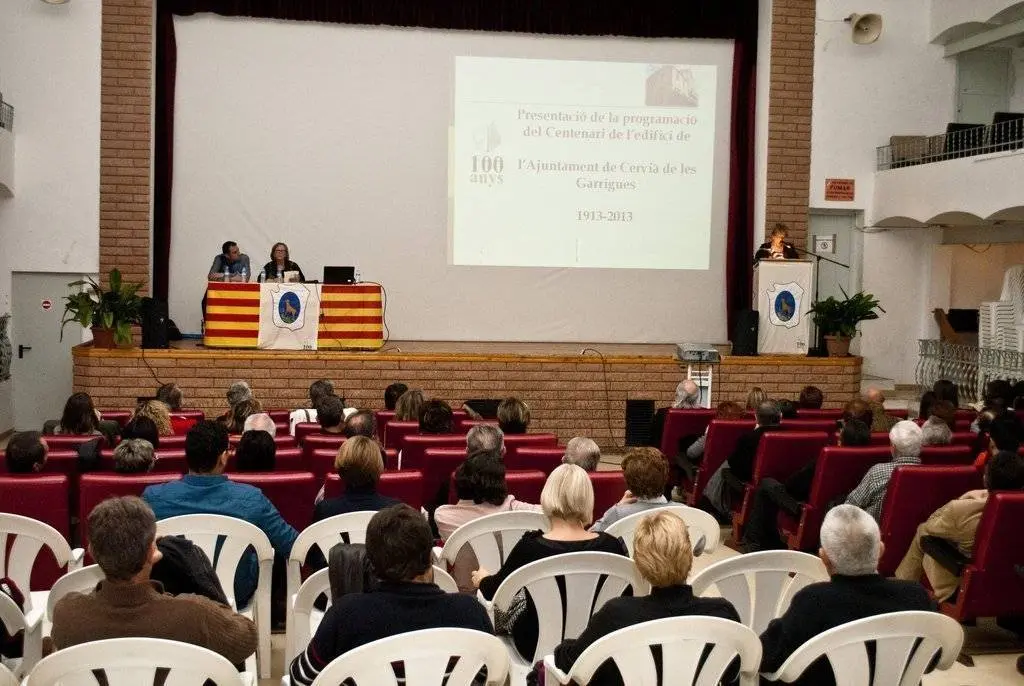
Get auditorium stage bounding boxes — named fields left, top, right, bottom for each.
left=73, top=341, right=862, bottom=449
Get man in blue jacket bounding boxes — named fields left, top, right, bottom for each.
left=143, top=420, right=297, bottom=607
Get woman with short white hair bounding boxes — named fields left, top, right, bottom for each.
left=471, top=464, right=628, bottom=658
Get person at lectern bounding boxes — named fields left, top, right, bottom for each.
left=207, top=241, right=251, bottom=282
left=261, top=242, right=305, bottom=283
left=753, top=223, right=799, bottom=262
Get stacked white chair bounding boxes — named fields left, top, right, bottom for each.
left=544, top=616, right=762, bottom=686
left=155, top=514, right=273, bottom=678
left=435, top=510, right=549, bottom=574
left=0, top=662, right=14, bottom=686
left=603, top=504, right=721, bottom=556
left=0, top=592, right=37, bottom=679
left=23, top=637, right=245, bottom=685
left=309, top=628, right=509, bottom=686
left=44, top=564, right=105, bottom=635
left=485, top=551, right=650, bottom=685
left=761, top=611, right=964, bottom=685
left=690, top=550, right=829, bottom=635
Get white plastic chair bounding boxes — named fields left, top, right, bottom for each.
left=432, top=565, right=459, bottom=593
left=690, top=550, right=828, bottom=635
left=0, top=591, right=39, bottom=678
left=0, top=662, right=15, bottom=686
left=762, top=611, right=964, bottom=686
left=435, top=510, right=549, bottom=572
left=603, top=504, right=721, bottom=556
left=487, top=552, right=650, bottom=685
left=309, top=628, right=509, bottom=686
left=42, top=563, right=105, bottom=639
left=23, top=636, right=245, bottom=685
left=543, top=616, right=762, bottom=686
left=156, top=514, right=272, bottom=678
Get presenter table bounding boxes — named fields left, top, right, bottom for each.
left=203, top=282, right=383, bottom=350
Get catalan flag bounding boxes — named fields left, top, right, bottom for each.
left=204, top=282, right=260, bottom=348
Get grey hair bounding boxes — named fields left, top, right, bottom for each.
left=673, top=380, right=701, bottom=409
left=562, top=436, right=601, bottom=472
left=889, top=420, right=923, bottom=458
left=113, top=438, right=156, bottom=474
left=226, top=380, right=252, bottom=406
left=820, top=504, right=881, bottom=576
left=466, top=424, right=504, bottom=453
left=920, top=417, right=952, bottom=447
left=243, top=412, right=277, bottom=437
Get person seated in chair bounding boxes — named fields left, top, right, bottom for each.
left=288, top=504, right=493, bottom=686
left=846, top=420, right=923, bottom=521
left=207, top=241, right=250, bottom=282
left=288, top=379, right=334, bottom=435
left=497, top=396, right=530, bottom=435
left=434, top=449, right=540, bottom=540
left=5, top=431, right=47, bottom=473
left=384, top=382, right=408, bottom=411
left=316, top=395, right=346, bottom=435
left=394, top=388, right=425, bottom=422
left=466, top=424, right=504, bottom=455
left=554, top=511, right=741, bottom=686
left=703, top=401, right=783, bottom=517
left=419, top=398, right=454, bottom=435
left=759, top=504, right=935, bottom=686
left=113, top=438, right=156, bottom=474
left=591, top=447, right=670, bottom=532
left=122, top=415, right=160, bottom=450
left=563, top=436, right=601, bottom=472
left=261, top=242, right=305, bottom=282
left=797, top=385, right=824, bottom=410
left=234, top=430, right=276, bottom=472
left=51, top=496, right=256, bottom=665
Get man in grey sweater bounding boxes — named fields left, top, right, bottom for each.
left=592, top=447, right=671, bottom=532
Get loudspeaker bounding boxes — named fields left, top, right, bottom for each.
left=846, top=13, right=883, bottom=45
left=140, top=297, right=169, bottom=349
left=732, top=309, right=759, bottom=356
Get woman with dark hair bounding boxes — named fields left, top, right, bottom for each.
left=122, top=416, right=160, bottom=450
left=223, top=398, right=262, bottom=435
left=418, top=398, right=454, bottom=435
left=754, top=224, right=799, bottom=262
left=53, top=392, right=101, bottom=435
left=932, top=379, right=959, bottom=408
left=434, top=450, right=540, bottom=540
left=918, top=390, right=937, bottom=421
left=235, top=430, right=276, bottom=472
left=261, top=242, right=305, bottom=282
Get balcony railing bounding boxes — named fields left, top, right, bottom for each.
left=877, top=117, right=1024, bottom=171
left=916, top=339, right=1024, bottom=405
left=0, top=100, right=12, bottom=132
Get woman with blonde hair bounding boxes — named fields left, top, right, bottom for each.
left=745, top=386, right=769, bottom=410
left=223, top=397, right=262, bottom=435
left=553, top=511, right=741, bottom=686
left=393, top=388, right=425, bottom=422
left=133, top=400, right=173, bottom=437
left=472, top=463, right=628, bottom=658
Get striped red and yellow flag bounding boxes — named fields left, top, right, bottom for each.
left=317, top=285, right=384, bottom=349
left=204, top=282, right=260, bottom=348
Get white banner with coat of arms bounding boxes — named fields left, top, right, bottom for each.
left=258, top=283, right=320, bottom=350
left=754, top=259, right=814, bottom=355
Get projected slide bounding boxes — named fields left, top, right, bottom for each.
left=451, top=57, right=718, bottom=270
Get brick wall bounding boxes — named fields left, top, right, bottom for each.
left=73, top=347, right=861, bottom=449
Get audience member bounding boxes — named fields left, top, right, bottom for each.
left=974, top=414, right=1022, bottom=469
left=51, top=496, right=257, bottom=664
left=554, top=511, right=740, bottom=686
left=289, top=505, right=492, bottom=686
left=797, top=385, right=824, bottom=410
left=473, top=464, right=628, bottom=658
left=592, top=447, right=669, bottom=532
left=384, top=382, right=408, bottom=411
left=466, top=423, right=504, bottom=454
left=419, top=398, right=454, bottom=434
left=234, top=430, right=276, bottom=472
left=315, top=436, right=399, bottom=521
left=776, top=399, right=798, bottom=419
left=1014, top=381, right=1024, bottom=411
left=672, top=379, right=701, bottom=409
left=929, top=400, right=957, bottom=432
left=759, top=504, right=934, bottom=686
left=745, top=386, right=768, bottom=410
left=932, top=379, right=959, bottom=408
left=393, top=388, right=425, bottom=422
left=846, top=420, right=922, bottom=521
left=122, top=415, right=160, bottom=450
left=982, top=379, right=1014, bottom=414
left=224, top=397, right=262, bottom=435
left=316, top=395, right=346, bottom=434
left=918, top=391, right=937, bottom=421
left=156, top=383, right=183, bottom=411
left=226, top=380, right=253, bottom=409
left=242, top=412, right=276, bottom=437
left=864, top=388, right=898, bottom=433
left=563, top=436, right=601, bottom=471
left=435, top=449, right=541, bottom=540
left=289, top=378, right=334, bottom=434
left=51, top=392, right=101, bottom=435
left=727, top=401, right=782, bottom=482
left=5, top=431, right=47, bottom=473
left=896, top=450, right=1024, bottom=601
left=143, top=421, right=297, bottom=606
left=497, top=396, right=530, bottom=434
left=134, top=400, right=173, bottom=437
left=742, top=419, right=871, bottom=552
left=113, top=438, right=156, bottom=474
left=842, top=398, right=874, bottom=427
left=683, top=401, right=744, bottom=464
left=920, top=416, right=953, bottom=446
left=343, top=409, right=376, bottom=439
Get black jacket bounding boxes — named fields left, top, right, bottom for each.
left=754, top=242, right=800, bottom=262
left=261, top=260, right=305, bottom=282
left=727, top=425, right=781, bottom=483
left=151, top=535, right=228, bottom=605
left=759, top=574, right=936, bottom=686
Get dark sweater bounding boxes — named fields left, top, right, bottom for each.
left=478, top=530, right=629, bottom=659
left=554, top=585, right=741, bottom=686
left=289, top=580, right=493, bottom=686
left=727, top=425, right=780, bottom=482
left=759, top=574, right=936, bottom=686
left=307, top=486, right=402, bottom=570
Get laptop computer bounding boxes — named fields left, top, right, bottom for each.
left=323, top=266, right=356, bottom=284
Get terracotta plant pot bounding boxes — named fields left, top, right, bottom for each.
left=823, top=335, right=852, bottom=357
left=90, top=326, right=116, bottom=349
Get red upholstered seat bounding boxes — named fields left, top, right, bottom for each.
left=941, top=492, right=1024, bottom=621
left=660, top=409, right=716, bottom=458
left=228, top=434, right=296, bottom=449
left=685, top=419, right=755, bottom=505
left=920, top=445, right=973, bottom=465
left=293, top=422, right=320, bottom=445
left=374, top=410, right=396, bottom=441
left=954, top=409, right=977, bottom=423
left=508, top=447, right=564, bottom=475
left=589, top=471, right=627, bottom=518
left=779, top=419, right=837, bottom=434
left=399, top=434, right=466, bottom=470
left=503, top=470, right=546, bottom=506
left=155, top=435, right=187, bottom=449
left=79, top=473, right=177, bottom=548
left=266, top=409, right=291, bottom=424
left=99, top=448, right=188, bottom=473
left=0, top=474, right=71, bottom=589
left=310, top=448, right=339, bottom=481
left=0, top=450, right=76, bottom=476
left=324, top=470, right=425, bottom=510
left=43, top=434, right=106, bottom=451
left=794, top=409, right=843, bottom=419
left=98, top=410, right=132, bottom=428
left=422, top=448, right=468, bottom=508
left=225, top=446, right=304, bottom=472
left=950, top=432, right=975, bottom=447
left=890, top=409, right=909, bottom=419
left=953, top=419, right=973, bottom=432
left=454, top=418, right=499, bottom=435
left=228, top=471, right=318, bottom=531
left=732, top=432, right=831, bottom=539
left=503, top=434, right=558, bottom=463
left=877, top=465, right=983, bottom=576
left=452, top=410, right=468, bottom=423
left=383, top=421, right=419, bottom=450
left=302, top=434, right=347, bottom=467
left=781, top=446, right=892, bottom=552
left=869, top=432, right=891, bottom=446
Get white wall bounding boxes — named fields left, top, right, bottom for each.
left=946, top=242, right=1024, bottom=308
left=0, top=2, right=102, bottom=431
left=930, top=0, right=1024, bottom=42
left=753, top=0, right=773, bottom=239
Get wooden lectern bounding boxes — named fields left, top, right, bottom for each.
left=753, top=259, right=815, bottom=355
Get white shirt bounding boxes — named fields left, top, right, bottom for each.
left=288, top=406, right=357, bottom=435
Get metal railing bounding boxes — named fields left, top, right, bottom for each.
left=877, top=118, right=1024, bottom=171
left=916, top=339, right=1024, bottom=405
left=0, top=99, right=12, bottom=132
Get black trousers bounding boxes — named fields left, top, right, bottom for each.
left=741, top=478, right=802, bottom=552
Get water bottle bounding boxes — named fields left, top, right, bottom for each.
left=354, top=268, right=361, bottom=284
left=256, top=270, right=265, bottom=284
left=240, top=265, right=248, bottom=282
left=222, top=264, right=230, bottom=282
left=277, top=268, right=283, bottom=282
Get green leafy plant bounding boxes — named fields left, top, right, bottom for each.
left=808, top=287, right=884, bottom=338
left=60, top=269, right=144, bottom=345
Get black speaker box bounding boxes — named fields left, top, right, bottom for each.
left=732, top=309, right=759, bottom=356
left=140, top=297, right=169, bottom=349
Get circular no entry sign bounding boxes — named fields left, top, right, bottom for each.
left=41, top=299, right=52, bottom=312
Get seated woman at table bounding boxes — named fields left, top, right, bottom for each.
left=261, top=242, right=305, bottom=282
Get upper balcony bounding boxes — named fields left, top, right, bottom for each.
left=0, top=98, right=12, bottom=197
left=931, top=0, right=1024, bottom=48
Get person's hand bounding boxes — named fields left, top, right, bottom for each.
left=470, top=568, right=490, bottom=589
left=618, top=490, right=637, bottom=506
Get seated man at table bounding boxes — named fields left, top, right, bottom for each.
left=207, top=241, right=250, bottom=282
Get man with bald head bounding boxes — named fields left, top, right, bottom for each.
left=672, top=379, right=701, bottom=409
left=864, top=388, right=898, bottom=433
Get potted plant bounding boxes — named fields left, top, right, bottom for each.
left=60, top=269, right=144, bottom=348
left=808, top=287, right=884, bottom=357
